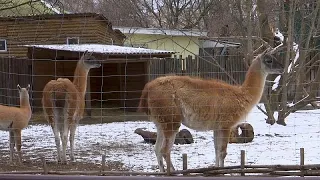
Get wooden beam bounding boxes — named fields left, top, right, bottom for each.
left=85, top=73, right=92, bottom=117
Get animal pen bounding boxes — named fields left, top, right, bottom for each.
left=1, top=50, right=320, bottom=178
left=0, top=13, right=320, bottom=180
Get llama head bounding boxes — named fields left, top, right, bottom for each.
left=259, top=45, right=284, bottom=75
left=17, top=84, right=30, bottom=98
left=80, top=50, right=102, bottom=69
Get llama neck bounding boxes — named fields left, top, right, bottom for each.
left=73, top=61, right=89, bottom=97
left=20, top=95, right=31, bottom=110
left=241, top=59, right=267, bottom=104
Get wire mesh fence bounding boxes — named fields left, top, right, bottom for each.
left=0, top=3, right=320, bottom=177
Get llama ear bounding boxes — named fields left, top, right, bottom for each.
left=269, top=44, right=286, bottom=55
left=80, top=50, right=89, bottom=60
left=85, top=51, right=94, bottom=58
left=17, top=84, right=21, bottom=91
left=26, top=84, right=31, bottom=91
left=262, top=46, right=273, bottom=55
left=81, top=50, right=93, bottom=60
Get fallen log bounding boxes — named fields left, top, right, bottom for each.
left=229, top=123, right=254, bottom=143
left=134, top=128, right=194, bottom=145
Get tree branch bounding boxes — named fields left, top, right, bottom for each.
left=0, top=0, right=41, bottom=11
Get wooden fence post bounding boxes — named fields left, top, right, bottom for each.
left=41, top=156, right=48, bottom=175
left=241, top=150, right=245, bottom=176
left=101, top=154, right=106, bottom=172
left=182, top=153, right=188, bottom=175
left=300, top=148, right=305, bottom=177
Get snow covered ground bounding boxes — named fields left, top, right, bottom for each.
left=1, top=106, right=320, bottom=172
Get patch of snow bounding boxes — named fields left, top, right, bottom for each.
left=288, top=43, right=299, bottom=73
left=287, top=102, right=295, bottom=107
left=275, top=29, right=284, bottom=42
left=23, top=44, right=175, bottom=55
left=40, top=0, right=62, bottom=14
left=272, top=75, right=281, bottom=91
left=1, top=106, right=320, bottom=172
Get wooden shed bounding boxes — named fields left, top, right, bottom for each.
left=0, top=13, right=125, bottom=57
left=25, top=44, right=174, bottom=112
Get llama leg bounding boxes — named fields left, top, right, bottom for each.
left=213, top=129, right=219, bottom=167
left=215, top=128, right=230, bottom=167
left=13, top=129, right=22, bottom=164
left=154, top=126, right=165, bottom=172
left=52, top=124, right=62, bottom=163
left=9, top=131, right=15, bottom=164
left=60, top=122, right=69, bottom=164
left=161, top=130, right=178, bottom=172
left=46, top=108, right=62, bottom=163
left=69, top=123, right=77, bottom=161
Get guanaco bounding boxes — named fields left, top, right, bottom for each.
left=0, top=84, right=31, bottom=164
left=138, top=47, right=284, bottom=172
left=42, top=51, right=101, bottom=164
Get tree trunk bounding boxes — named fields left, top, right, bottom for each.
left=256, top=0, right=278, bottom=125
left=257, top=0, right=275, bottom=45
left=277, top=0, right=294, bottom=126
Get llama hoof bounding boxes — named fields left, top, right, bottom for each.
left=57, top=160, right=68, bottom=165
left=276, top=120, right=287, bottom=126
left=59, top=161, right=68, bottom=165
left=265, top=118, right=275, bottom=125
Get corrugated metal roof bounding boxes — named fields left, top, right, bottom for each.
left=24, top=44, right=175, bottom=55
left=114, top=27, right=207, bottom=37
left=201, top=40, right=241, bottom=48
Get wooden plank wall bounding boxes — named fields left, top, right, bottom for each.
left=0, top=15, right=124, bottom=58
left=148, top=57, right=183, bottom=81
left=0, top=57, right=32, bottom=106
left=120, top=62, right=148, bottom=111
left=149, top=54, right=247, bottom=85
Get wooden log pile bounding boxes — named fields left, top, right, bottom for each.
left=229, top=123, right=254, bottom=143
left=134, top=128, right=194, bottom=145
left=134, top=122, right=254, bottom=145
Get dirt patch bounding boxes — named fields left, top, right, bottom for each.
left=0, top=155, right=126, bottom=172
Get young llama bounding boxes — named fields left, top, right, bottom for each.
left=42, top=51, right=101, bottom=164
left=138, top=47, right=284, bottom=172
left=0, top=84, right=31, bottom=164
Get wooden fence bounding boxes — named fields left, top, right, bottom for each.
left=149, top=53, right=320, bottom=101
left=0, top=57, right=32, bottom=106
left=149, top=55, right=247, bottom=85
left=1, top=148, right=320, bottom=177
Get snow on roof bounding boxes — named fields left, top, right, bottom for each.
left=24, top=44, right=175, bottom=55
left=115, top=27, right=207, bottom=37
left=202, top=40, right=241, bottom=48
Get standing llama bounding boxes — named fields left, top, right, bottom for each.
left=42, top=51, right=101, bottom=164
left=138, top=47, right=284, bottom=172
left=0, top=84, right=31, bottom=164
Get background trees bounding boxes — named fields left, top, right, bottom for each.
left=2, top=0, right=320, bottom=125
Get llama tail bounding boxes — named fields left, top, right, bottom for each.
left=137, top=83, right=149, bottom=114
left=42, top=80, right=67, bottom=109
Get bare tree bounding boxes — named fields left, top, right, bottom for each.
left=257, top=0, right=320, bottom=126
left=0, top=0, right=64, bottom=16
